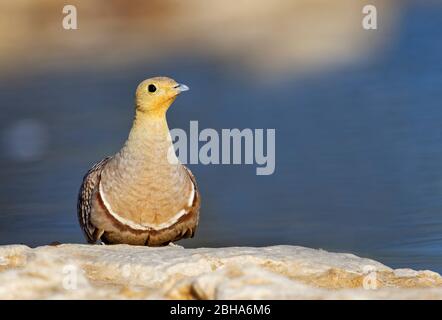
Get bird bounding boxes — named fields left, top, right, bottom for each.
left=77, top=77, right=200, bottom=246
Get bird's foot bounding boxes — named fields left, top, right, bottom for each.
left=168, top=242, right=183, bottom=248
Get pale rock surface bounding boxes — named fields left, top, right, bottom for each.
left=0, top=244, right=441, bottom=299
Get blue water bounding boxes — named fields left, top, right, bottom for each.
left=1, top=2, right=442, bottom=273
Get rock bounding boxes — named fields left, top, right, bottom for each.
left=0, top=244, right=441, bottom=299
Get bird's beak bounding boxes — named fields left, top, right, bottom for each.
left=174, top=83, right=190, bottom=93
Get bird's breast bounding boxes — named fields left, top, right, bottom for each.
left=99, top=158, right=193, bottom=231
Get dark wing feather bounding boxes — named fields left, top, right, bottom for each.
left=77, top=157, right=112, bottom=243
left=183, top=165, right=201, bottom=234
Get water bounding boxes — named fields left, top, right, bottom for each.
left=1, top=2, right=442, bottom=273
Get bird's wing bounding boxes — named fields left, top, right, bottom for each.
left=77, top=156, right=112, bottom=243
left=182, top=165, right=201, bottom=232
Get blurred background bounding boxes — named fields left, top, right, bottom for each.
left=1, top=0, right=442, bottom=272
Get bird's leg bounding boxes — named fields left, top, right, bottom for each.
left=168, top=242, right=182, bottom=248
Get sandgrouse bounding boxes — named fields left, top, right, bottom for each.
left=77, top=77, right=200, bottom=246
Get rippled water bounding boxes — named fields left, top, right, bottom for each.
left=1, top=3, right=442, bottom=272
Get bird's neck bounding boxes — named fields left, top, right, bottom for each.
left=102, top=111, right=184, bottom=187
left=118, top=112, right=178, bottom=165
left=123, top=111, right=176, bottom=165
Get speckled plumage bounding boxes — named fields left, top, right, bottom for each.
left=77, top=156, right=112, bottom=242
left=77, top=77, right=200, bottom=246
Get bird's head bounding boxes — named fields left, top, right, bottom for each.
left=135, top=77, right=189, bottom=116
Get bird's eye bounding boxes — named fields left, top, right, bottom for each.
left=148, top=84, right=157, bottom=93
